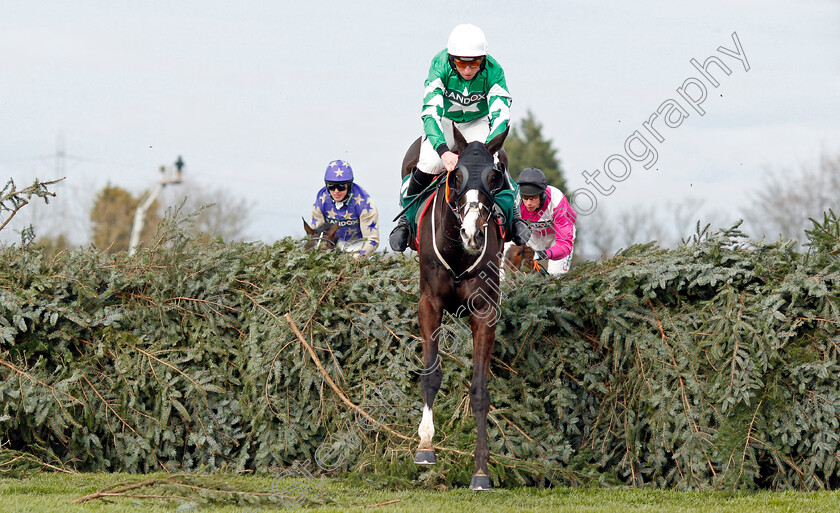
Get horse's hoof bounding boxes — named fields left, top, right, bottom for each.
left=414, top=450, right=437, bottom=465
left=469, top=473, right=492, bottom=491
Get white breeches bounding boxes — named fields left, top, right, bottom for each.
left=417, top=116, right=493, bottom=175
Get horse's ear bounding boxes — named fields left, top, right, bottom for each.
left=453, top=125, right=468, bottom=154
left=326, top=223, right=339, bottom=238
left=485, top=127, right=509, bottom=155
left=303, top=219, right=314, bottom=235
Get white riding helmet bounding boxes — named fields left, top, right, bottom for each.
left=446, top=24, right=488, bottom=58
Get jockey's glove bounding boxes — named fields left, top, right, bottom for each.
left=535, top=249, right=548, bottom=260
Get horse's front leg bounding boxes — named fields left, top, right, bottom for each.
left=415, top=293, right=443, bottom=465
left=469, top=311, right=496, bottom=490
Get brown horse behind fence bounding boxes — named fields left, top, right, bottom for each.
left=303, top=220, right=338, bottom=251
left=504, top=244, right=535, bottom=272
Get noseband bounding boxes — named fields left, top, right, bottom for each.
left=446, top=190, right=493, bottom=239
left=306, top=232, right=337, bottom=250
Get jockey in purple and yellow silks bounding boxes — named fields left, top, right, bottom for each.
left=310, top=160, right=380, bottom=258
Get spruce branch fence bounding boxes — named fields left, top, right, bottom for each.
left=0, top=213, right=839, bottom=490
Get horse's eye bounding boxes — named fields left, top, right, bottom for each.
left=485, top=170, right=501, bottom=192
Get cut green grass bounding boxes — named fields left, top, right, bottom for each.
left=1, top=473, right=840, bottom=512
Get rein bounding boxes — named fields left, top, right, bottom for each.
left=445, top=169, right=452, bottom=203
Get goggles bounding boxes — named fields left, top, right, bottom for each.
left=521, top=194, right=541, bottom=201
left=326, top=183, right=349, bottom=192
left=453, top=57, right=484, bottom=69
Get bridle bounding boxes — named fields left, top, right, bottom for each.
left=306, top=231, right=337, bottom=250
left=443, top=170, right=496, bottom=227
left=431, top=164, right=502, bottom=277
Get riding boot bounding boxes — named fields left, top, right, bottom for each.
left=510, top=206, right=532, bottom=246
left=389, top=168, right=436, bottom=252
left=389, top=216, right=411, bottom=252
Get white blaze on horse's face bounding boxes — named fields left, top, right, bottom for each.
left=460, top=190, right=484, bottom=252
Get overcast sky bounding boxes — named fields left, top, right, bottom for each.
left=1, top=0, right=838, bottom=249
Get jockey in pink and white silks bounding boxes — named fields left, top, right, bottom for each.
left=310, top=160, right=380, bottom=258
left=511, top=167, right=577, bottom=275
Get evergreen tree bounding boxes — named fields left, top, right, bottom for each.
left=90, top=184, right=160, bottom=253
left=505, top=111, right=567, bottom=192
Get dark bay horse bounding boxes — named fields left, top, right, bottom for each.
left=407, top=129, right=509, bottom=490
left=303, top=220, right=338, bottom=251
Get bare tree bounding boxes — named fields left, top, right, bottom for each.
left=579, top=197, right=717, bottom=260
left=671, top=198, right=705, bottom=243
left=160, top=182, right=252, bottom=242
left=29, top=176, right=95, bottom=248
left=616, top=204, right=668, bottom=249
left=743, top=152, right=840, bottom=244
left=619, top=206, right=652, bottom=246
left=576, top=208, right=619, bottom=261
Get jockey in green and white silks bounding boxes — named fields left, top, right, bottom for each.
left=419, top=50, right=511, bottom=170
left=390, top=23, right=530, bottom=252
